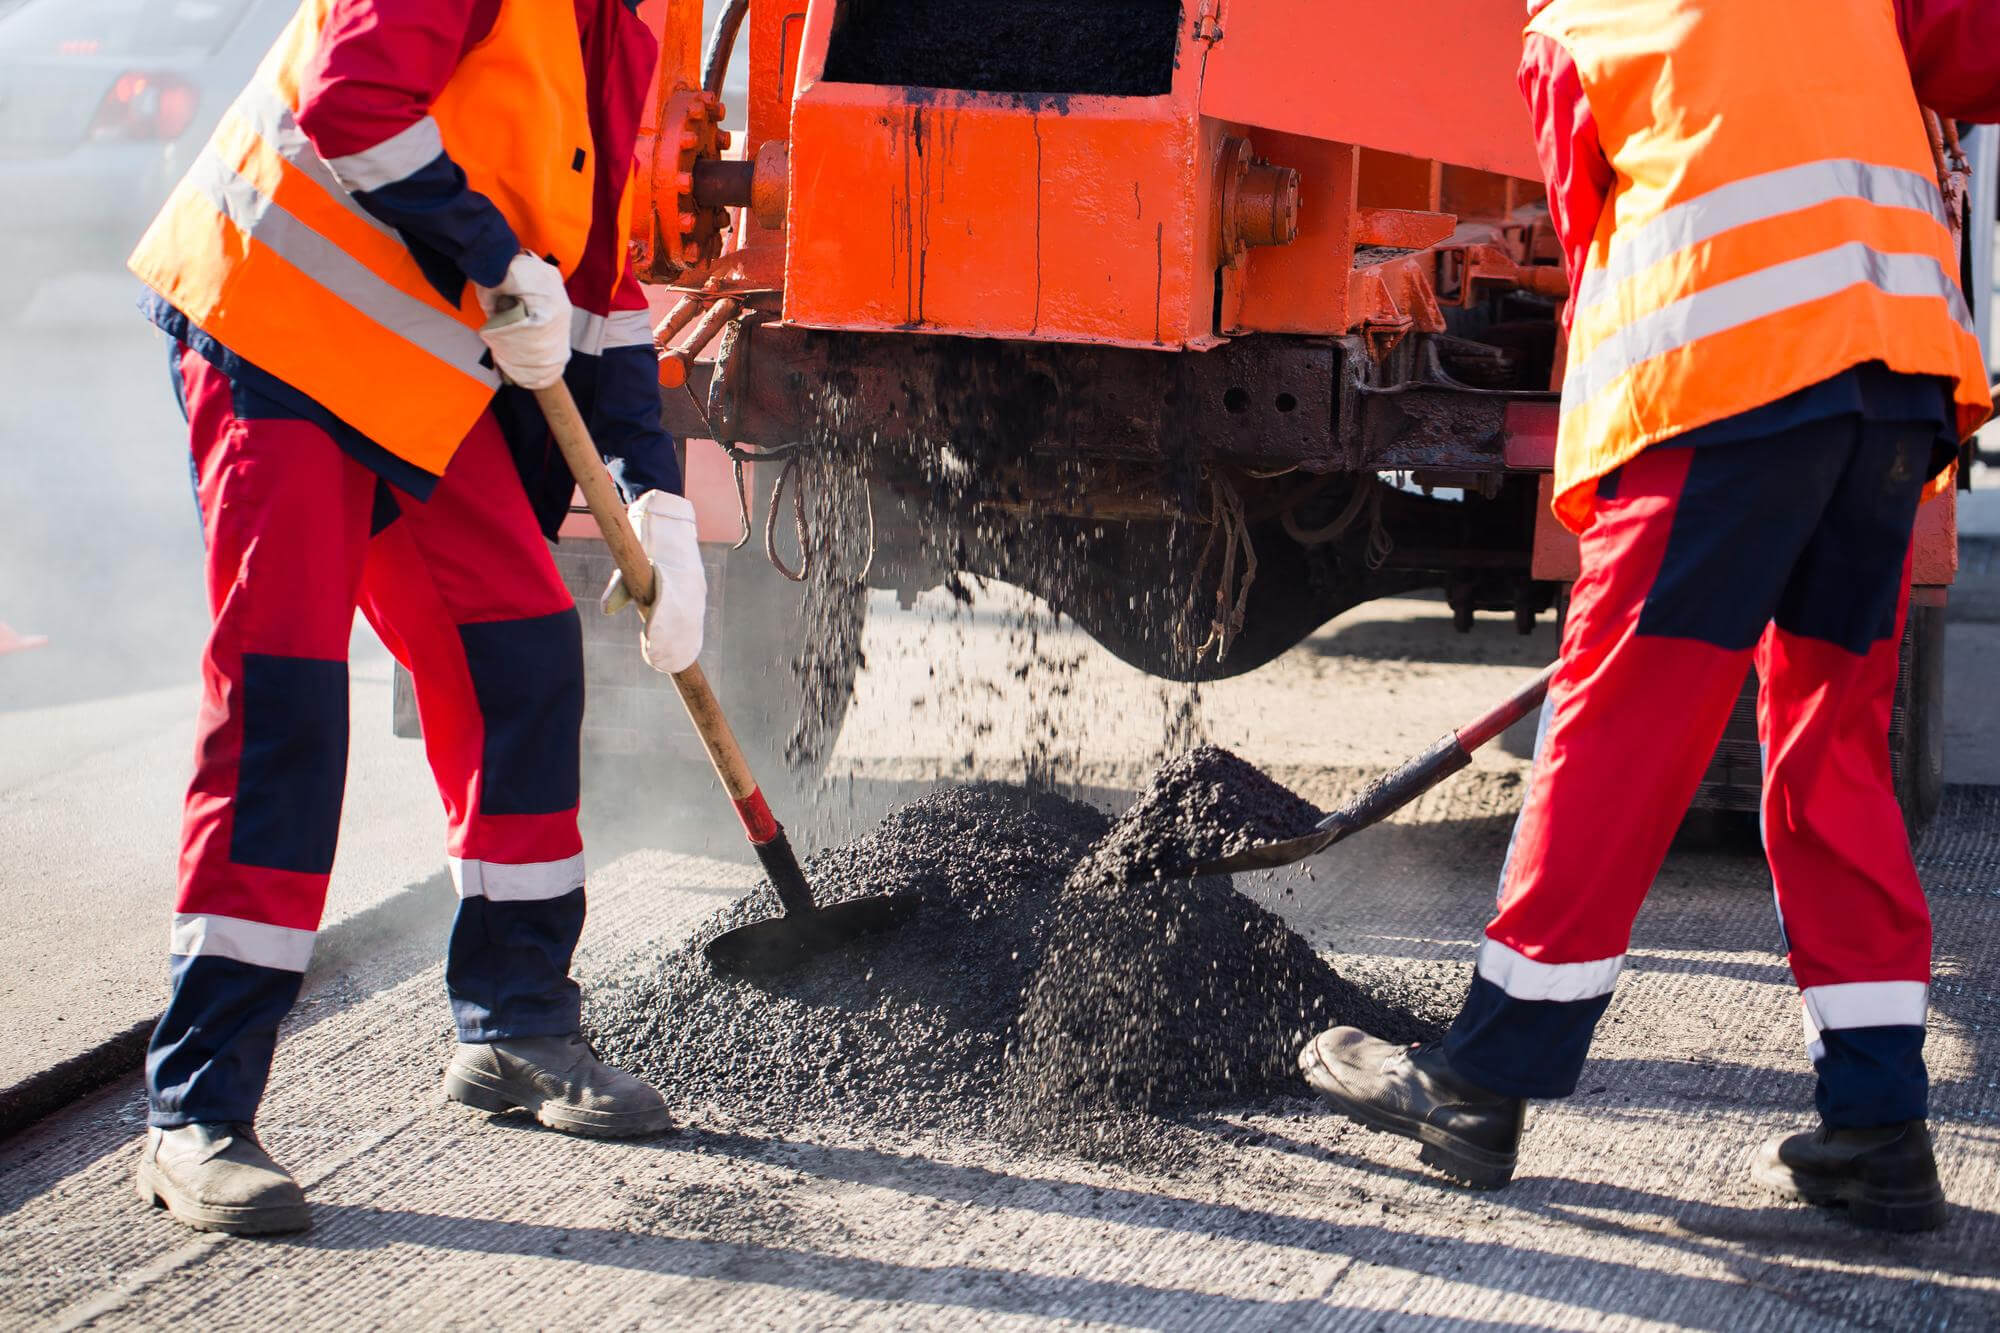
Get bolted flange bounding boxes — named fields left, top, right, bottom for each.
left=1217, top=136, right=1301, bottom=267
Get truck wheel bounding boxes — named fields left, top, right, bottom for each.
left=710, top=535, right=866, bottom=792
left=1049, top=507, right=1431, bottom=683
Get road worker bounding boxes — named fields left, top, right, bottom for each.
left=125, top=0, right=706, bottom=1235
left=1300, top=0, right=1998, bottom=1231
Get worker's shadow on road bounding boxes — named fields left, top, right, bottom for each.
left=289, top=1125, right=2000, bottom=1327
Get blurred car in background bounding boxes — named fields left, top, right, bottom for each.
left=0, top=0, right=292, bottom=319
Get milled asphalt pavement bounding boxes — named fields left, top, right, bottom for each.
left=4, top=788, right=1999, bottom=1330
left=6, top=291, right=2000, bottom=1329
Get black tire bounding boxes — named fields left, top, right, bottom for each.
left=1019, top=496, right=1432, bottom=685
left=711, top=532, right=866, bottom=790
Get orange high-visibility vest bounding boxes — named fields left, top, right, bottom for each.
left=128, top=0, right=596, bottom=481
left=1527, top=0, right=1992, bottom=532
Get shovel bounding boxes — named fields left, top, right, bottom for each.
left=526, top=377, right=919, bottom=977
left=1193, top=662, right=1557, bottom=876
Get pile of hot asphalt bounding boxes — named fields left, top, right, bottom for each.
left=587, top=747, right=1443, bottom=1146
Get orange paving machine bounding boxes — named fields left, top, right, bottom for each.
left=609, top=0, right=1972, bottom=824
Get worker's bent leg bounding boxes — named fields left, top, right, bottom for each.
left=358, top=411, right=587, bottom=1041
left=147, top=346, right=375, bottom=1127
left=1444, top=431, right=1849, bottom=1098
left=1758, top=421, right=1933, bottom=1127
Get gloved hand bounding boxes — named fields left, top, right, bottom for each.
left=601, top=490, right=706, bottom=674
left=475, top=253, right=572, bottom=390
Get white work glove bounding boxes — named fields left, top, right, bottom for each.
left=601, top=490, right=706, bottom=674
left=474, top=253, right=573, bottom=390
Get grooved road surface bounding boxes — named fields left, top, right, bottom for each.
left=5, top=788, right=1999, bottom=1331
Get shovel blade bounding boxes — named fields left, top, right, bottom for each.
left=704, top=892, right=922, bottom=978
left=1192, top=826, right=1343, bottom=877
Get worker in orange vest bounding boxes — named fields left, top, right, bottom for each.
left=124, top=1, right=705, bottom=1235
left=1300, top=0, right=1996, bottom=1231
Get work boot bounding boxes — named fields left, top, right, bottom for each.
left=1299, top=1027, right=1525, bottom=1188
left=444, top=1034, right=671, bottom=1138
left=1754, top=1120, right=1946, bottom=1232
left=135, top=1123, right=310, bottom=1235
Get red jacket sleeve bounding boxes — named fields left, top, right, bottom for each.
left=1898, top=0, right=2000, bottom=123
left=1519, top=31, right=1613, bottom=333
left=291, top=0, right=519, bottom=288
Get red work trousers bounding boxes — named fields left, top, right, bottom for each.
left=148, top=343, right=588, bottom=1127
left=1443, top=416, right=1934, bottom=1126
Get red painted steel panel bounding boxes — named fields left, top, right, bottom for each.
left=1198, top=1, right=1542, bottom=181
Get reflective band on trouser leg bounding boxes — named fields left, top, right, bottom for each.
left=1801, top=983, right=1930, bottom=1127
left=1572, top=159, right=1952, bottom=314
left=1444, top=940, right=1624, bottom=1099
left=171, top=914, right=317, bottom=970
left=450, top=854, right=587, bottom=902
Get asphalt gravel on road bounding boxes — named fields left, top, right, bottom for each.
left=587, top=748, right=1441, bottom=1155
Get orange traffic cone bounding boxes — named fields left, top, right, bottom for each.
left=0, top=621, right=48, bottom=656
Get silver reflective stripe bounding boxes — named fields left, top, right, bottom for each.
left=1801, top=980, right=1929, bottom=1037
left=1475, top=938, right=1624, bottom=1003
left=185, top=150, right=499, bottom=385
left=571, top=308, right=658, bottom=354
left=171, top=913, right=316, bottom=972
left=326, top=115, right=444, bottom=193
left=604, top=309, right=652, bottom=349
left=570, top=309, right=607, bottom=353
left=1566, top=242, right=1972, bottom=410
left=1577, top=159, right=1950, bottom=312
left=450, top=853, right=587, bottom=902
left=229, top=82, right=395, bottom=241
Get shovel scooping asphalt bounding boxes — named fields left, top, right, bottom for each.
left=524, top=371, right=919, bottom=977
left=1194, top=662, right=1558, bottom=876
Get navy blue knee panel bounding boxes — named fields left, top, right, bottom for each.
left=232, top=653, right=348, bottom=875
left=458, top=608, right=584, bottom=816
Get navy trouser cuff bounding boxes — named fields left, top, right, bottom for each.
left=1443, top=974, right=1614, bottom=1100
left=445, top=887, right=586, bottom=1042
left=1813, top=1025, right=1928, bottom=1127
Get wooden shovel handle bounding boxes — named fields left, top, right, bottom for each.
left=532, top=381, right=761, bottom=805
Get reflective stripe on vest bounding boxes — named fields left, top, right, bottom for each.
left=183, top=129, right=497, bottom=385
left=1565, top=236, right=1973, bottom=412
left=1572, top=158, right=1953, bottom=315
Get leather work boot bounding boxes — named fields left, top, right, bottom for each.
left=135, top=1123, right=311, bottom=1235
left=1299, top=1027, right=1525, bottom=1188
left=1754, top=1120, right=1947, bottom=1232
left=444, top=1034, right=672, bottom=1138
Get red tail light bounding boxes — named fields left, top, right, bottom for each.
left=88, top=72, right=200, bottom=142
